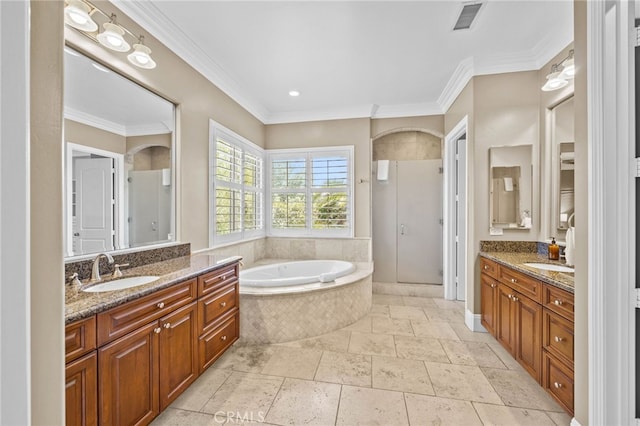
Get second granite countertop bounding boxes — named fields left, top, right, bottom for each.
left=479, top=252, right=574, bottom=294
left=65, top=254, right=242, bottom=324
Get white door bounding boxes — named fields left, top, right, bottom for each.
left=455, top=138, right=467, bottom=300
left=129, top=170, right=169, bottom=246
left=74, top=157, right=114, bottom=254
left=397, top=160, right=443, bottom=284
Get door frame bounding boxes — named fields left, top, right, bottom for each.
left=64, top=142, right=125, bottom=256
left=443, top=116, right=469, bottom=301
left=587, top=1, right=635, bottom=424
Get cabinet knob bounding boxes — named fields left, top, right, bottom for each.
left=554, top=336, right=564, bottom=342
left=157, top=302, right=165, bottom=309
left=512, top=296, right=519, bottom=302
left=490, top=283, right=496, bottom=288
left=222, top=275, right=226, bottom=280
left=164, top=323, right=171, bottom=329
left=507, top=294, right=513, bottom=300
left=554, top=299, right=563, bottom=306
left=554, top=382, right=563, bottom=389
left=484, top=265, right=489, bottom=270
left=511, top=278, right=518, bottom=283
left=221, top=335, right=227, bottom=341
left=220, top=301, right=227, bottom=307
left=154, top=327, right=161, bottom=334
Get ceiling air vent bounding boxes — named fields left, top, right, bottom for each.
left=453, top=3, right=483, bottom=31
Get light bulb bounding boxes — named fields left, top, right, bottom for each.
left=64, top=1, right=98, bottom=32
left=97, top=22, right=130, bottom=52
left=541, top=69, right=568, bottom=92
left=127, top=43, right=156, bottom=69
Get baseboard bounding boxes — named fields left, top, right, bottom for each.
left=464, top=309, right=487, bottom=333
left=570, top=417, right=581, bottom=426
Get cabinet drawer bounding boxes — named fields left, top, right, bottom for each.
left=97, top=279, right=197, bottom=346
left=542, top=351, right=574, bottom=415
left=65, top=316, right=97, bottom=363
left=198, top=264, right=238, bottom=297
left=480, top=257, right=499, bottom=279
left=543, top=309, right=574, bottom=364
left=498, top=265, right=542, bottom=303
left=543, top=285, right=574, bottom=322
left=198, top=283, right=238, bottom=335
left=199, top=312, right=238, bottom=373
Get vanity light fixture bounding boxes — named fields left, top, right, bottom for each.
left=541, top=49, right=575, bottom=91
left=64, top=0, right=98, bottom=32
left=127, top=36, right=157, bottom=69
left=97, top=17, right=130, bottom=52
left=64, top=0, right=157, bottom=70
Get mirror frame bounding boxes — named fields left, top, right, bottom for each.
left=549, top=95, right=575, bottom=233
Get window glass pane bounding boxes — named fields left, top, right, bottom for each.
left=215, top=187, right=241, bottom=235
left=244, top=191, right=262, bottom=231
left=271, top=193, right=306, bottom=229
left=216, top=139, right=242, bottom=184
left=312, top=156, right=348, bottom=188
left=244, top=152, right=262, bottom=188
left=271, top=158, right=306, bottom=189
left=312, top=192, right=348, bottom=229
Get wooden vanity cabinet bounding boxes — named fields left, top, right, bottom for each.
left=65, top=316, right=98, bottom=426
left=481, top=257, right=573, bottom=415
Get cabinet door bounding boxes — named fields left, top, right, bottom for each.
left=514, top=293, right=543, bottom=382
left=159, top=301, right=199, bottom=410
left=65, top=352, right=98, bottom=426
left=98, top=321, right=159, bottom=426
left=480, top=273, right=498, bottom=336
left=496, top=283, right=516, bottom=354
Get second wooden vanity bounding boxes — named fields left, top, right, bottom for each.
left=64, top=256, right=240, bottom=426
left=480, top=254, right=574, bottom=415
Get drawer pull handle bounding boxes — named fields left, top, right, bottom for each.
left=164, top=323, right=171, bottom=329
left=221, top=335, right=227, bottom=341
left=554, top=336, right=564, bottom=342
left=220, top=301, right=227, bottom=307
left=554, top=299, right=563, bottom=306
left=154, top=327, right=161, bottom=334
left=490, top=283, right=496, bottom=288
left=222, top=275, right=226, bottom=280
left=554, top=382, right=563, bottom=389
left=484, top=265, right=489, bottom=270
left=511, top=278, right=518, bottom=283
left=157, top=302, right=165, bottom=309
left=512, top=296, right=519, bottom=302
left=507, top=294, right=512, bottom=300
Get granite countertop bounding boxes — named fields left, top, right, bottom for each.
left=479, top=252, right=574, bottom=294
left=65, top=254, right=242, bottom=324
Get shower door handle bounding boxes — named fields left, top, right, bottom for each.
left=400, top=224, right=406, bottom=235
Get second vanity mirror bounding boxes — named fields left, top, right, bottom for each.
left=64, top=47, right=176, bottom=258
left=551, top=96, right=575, bottom=230
left=489, top=145, right=533, bottom=230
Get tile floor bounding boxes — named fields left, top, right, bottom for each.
left=152, top=293, right=571, bottom=425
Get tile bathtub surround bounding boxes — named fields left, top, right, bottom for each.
left=65, top=243, right=191, bottom=281
left=265, top=237, right=372, bottom=263
left=151, top=293, right=570, bottom=426
left=479, top=240, right=538, bottom=253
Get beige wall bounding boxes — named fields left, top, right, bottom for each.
left=31, top=2, right=65, bottom=424
left=265, top=118, right=372, bottom=237
left=65, top=1, right=265, bottom=252
left=371, top=115, right=444, bottom=139
left=573, top=0, right=588, bottom=422
left=126, top=133, right=172, bottom=153
left=65, top=119, right=126, bottom=154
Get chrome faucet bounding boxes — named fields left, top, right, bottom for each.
left=90, top=253, right=114, bottom=283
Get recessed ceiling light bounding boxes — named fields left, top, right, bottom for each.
left=289, top=90, right=300, bottom=97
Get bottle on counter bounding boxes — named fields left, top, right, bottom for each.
left=548, top=237, right=560, bottom=261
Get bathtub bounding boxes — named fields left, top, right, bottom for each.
left=240, top=260, right=356, bottom=288
left=238, top=260, right=372, bottom=344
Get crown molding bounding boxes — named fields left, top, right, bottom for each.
left=64, top=107, right=126, bottom=136
left=265, top=104, right=373, bottom=125
left=111, top=0, right=270, bottom=124
left=372, top=102, right=443, bottom=119
left=437, top=57, right=474, bottom=113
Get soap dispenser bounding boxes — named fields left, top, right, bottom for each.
left=548, top=237, right=560, bottom=261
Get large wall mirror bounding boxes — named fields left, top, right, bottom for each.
left=489, top=145, right=533, bottom=230
left=64, top=47, right=176, bottom=258
left=550, top=96, right=575, bottom=230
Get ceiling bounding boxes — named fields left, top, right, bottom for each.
left=113, top=1, right=574, bottom=124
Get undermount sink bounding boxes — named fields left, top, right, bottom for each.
left=523, top=263, right=574, bottom=273
left=82, top=276, right=159, bottom=292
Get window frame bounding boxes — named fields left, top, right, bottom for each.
left=209, top=120, right=265, bottom=247
left=267, top=146, right=354, bottom=238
